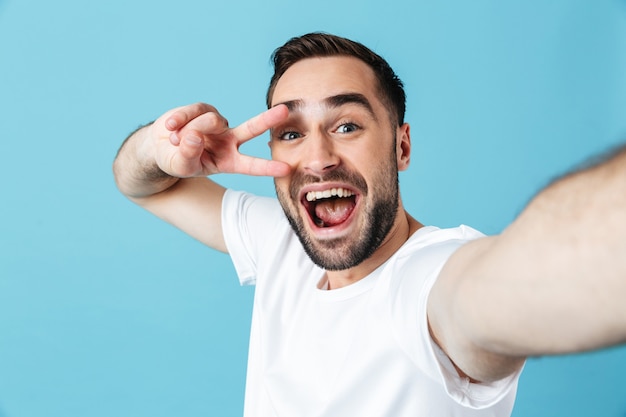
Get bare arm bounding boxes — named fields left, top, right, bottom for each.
left=428, top=145, right=626, bottom=382
left=113, top=103, right=291, bottom=252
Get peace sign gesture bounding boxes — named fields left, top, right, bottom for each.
left=152, top=102, right=291, bottom=179
left=114, top=102, right=292, bottom=250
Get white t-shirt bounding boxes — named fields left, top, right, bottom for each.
left=222, top=190, right=520, bottom=417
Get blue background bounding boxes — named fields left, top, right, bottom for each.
left=1, top=0, right=625, bottom=416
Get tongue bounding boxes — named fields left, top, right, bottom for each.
left=314, top=198, right=355, bottom=227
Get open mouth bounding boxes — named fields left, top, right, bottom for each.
left=303, top=187, right=357, bottom=228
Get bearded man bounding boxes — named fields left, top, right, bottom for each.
left=113, top=33, right=626, bottom=416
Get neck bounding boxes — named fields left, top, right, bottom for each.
left=325, top=209, right=422, bottom=290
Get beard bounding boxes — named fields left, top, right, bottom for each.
left=275, top=140, right=400, bottom=271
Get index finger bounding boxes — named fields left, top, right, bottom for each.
left=230, top=104, right=289, bottom=144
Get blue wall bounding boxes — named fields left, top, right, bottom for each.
left=0, top=0, right=625, bottom=415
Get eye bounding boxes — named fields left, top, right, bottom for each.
left=335, top=122, right=360, bottom=134
left=278, top=131, right=302, bottom=141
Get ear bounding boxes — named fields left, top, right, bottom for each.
left=396, top=123, right=411, bottom=171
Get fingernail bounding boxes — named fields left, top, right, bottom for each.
left=166, top=119, right=177, bottom=130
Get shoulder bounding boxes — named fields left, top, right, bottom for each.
left=393, top=225, right=485, bottom=275
left=222, top=189, right=286, bottom=232
left=386, top=224, right=485, bottom=320
left=222, top=189, right=282, bottom=214
left=222, top=190, right=300, bottom=285
left=385, top=225, right=486, bottom=341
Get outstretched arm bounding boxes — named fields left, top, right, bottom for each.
left=428, top=145, right=626, bottom=382
left=113, top=103, right=291, bottom=252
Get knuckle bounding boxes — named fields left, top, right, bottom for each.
left=191, top=102, right=208, bottom=111
left=193, top=102, right=217, bottom=116
left=205, top=111, right=229, bottom=130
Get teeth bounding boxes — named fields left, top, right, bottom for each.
left=306, top=188, right=354, bottom=202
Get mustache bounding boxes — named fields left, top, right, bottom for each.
left=289, top=167, right=369, bottom=201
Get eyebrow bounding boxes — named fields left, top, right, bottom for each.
left=274, top=93, right=378, bottom=121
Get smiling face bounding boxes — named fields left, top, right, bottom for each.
left=269, top=56, right=411, bottom=271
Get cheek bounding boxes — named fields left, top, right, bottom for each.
left=351, top=150, right=384, bottom=176
left=274, top=175, right=288, bottom=191
left=274, top=176, right=294, bottom=202
left=270, top=143, right=294, bottom=163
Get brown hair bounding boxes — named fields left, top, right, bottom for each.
left=266, top=32, right=406, bottom=126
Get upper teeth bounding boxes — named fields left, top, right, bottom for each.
left=306, top=188, right=354, bottom=202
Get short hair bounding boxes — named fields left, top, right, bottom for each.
left=266, top=32, right=406, bottom=126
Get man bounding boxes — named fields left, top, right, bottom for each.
left=113, top=33, right=626, bottom=416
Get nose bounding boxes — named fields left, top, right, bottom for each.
left=301, top=132, right=340, bottom=176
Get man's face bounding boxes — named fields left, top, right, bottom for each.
left=269, top=56, right=410, bottom=271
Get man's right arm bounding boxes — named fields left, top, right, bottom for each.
left=428, top=144, right=626, bottom=383
left=112, top=102, right=291, bottom=253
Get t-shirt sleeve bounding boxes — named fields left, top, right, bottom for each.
left=221, top=189, right=284, bottom=286
left=391, top=226, right=522, bottom=409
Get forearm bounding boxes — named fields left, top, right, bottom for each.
left=113, top=123, right=179, bottom=199
left=461, top=145, right=626, bottom=355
